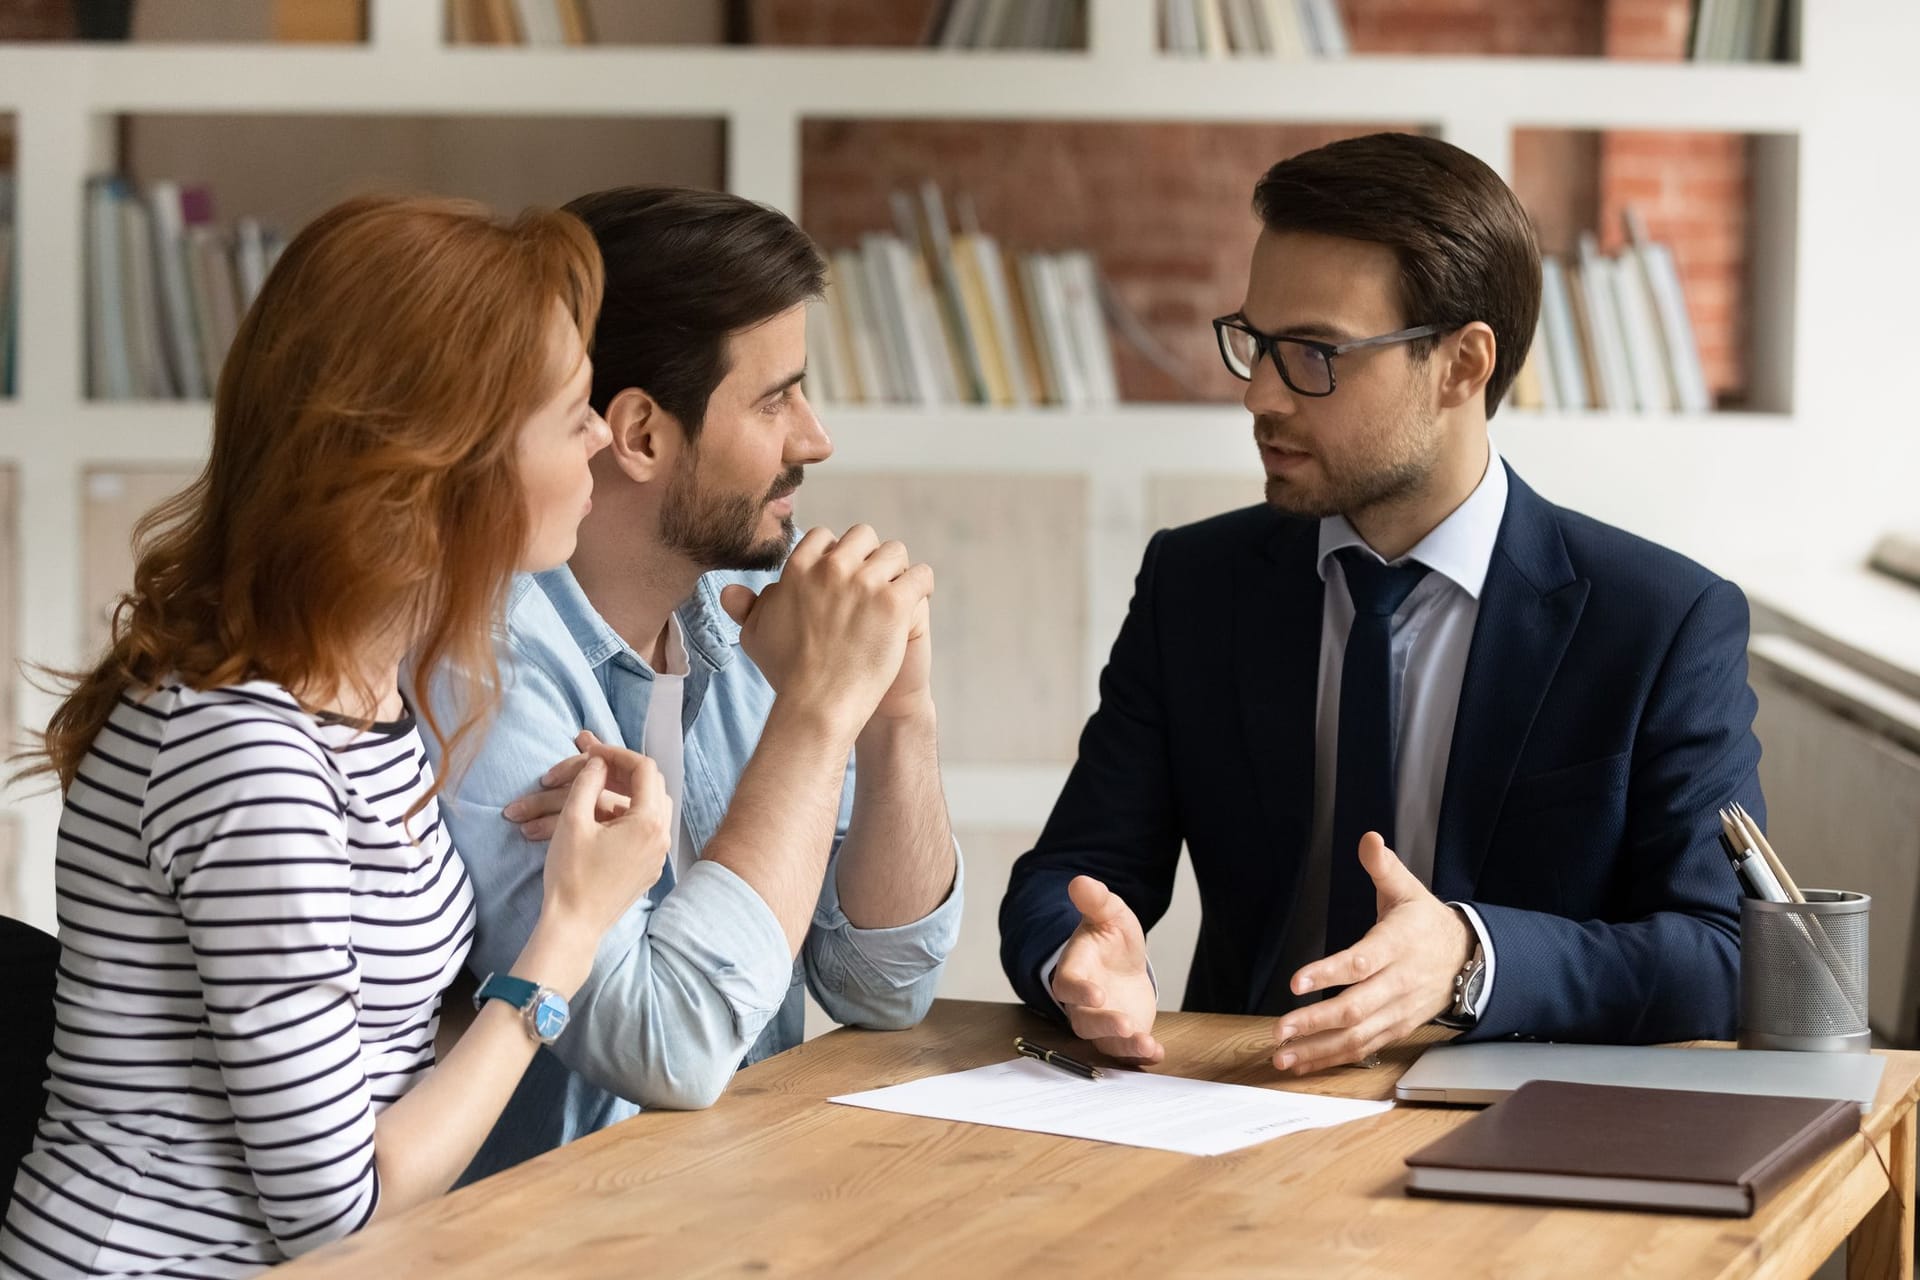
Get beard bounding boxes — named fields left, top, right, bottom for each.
left=660, top=461, right=804, bottom=572
left=1258, top=391, right=1441, bottom=520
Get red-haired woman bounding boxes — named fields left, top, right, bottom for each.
left=1, top=195, right=669, bottom=1279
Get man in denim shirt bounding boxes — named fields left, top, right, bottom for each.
left=427, top=188, right=962, bottom=1181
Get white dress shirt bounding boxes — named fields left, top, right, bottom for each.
left=1301, top=441, right=1509, bottom=1017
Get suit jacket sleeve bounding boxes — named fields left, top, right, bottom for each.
left=1464, top=578, right=1759, bottom=1043
left=998, top=529, right=1186, bottom=1014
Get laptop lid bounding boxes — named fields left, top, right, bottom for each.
left=1395, top=1042, right=1887, bottom=1112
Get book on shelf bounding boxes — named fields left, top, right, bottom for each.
left=85, top=178, right=286, bottom=403
left=925, top=0, right=1085, bottom=51
left=1688, top=0, right=1797, bottom=63
left=805, top=187, right=1121, bottom=410
left=1163, top=0, right=1345, bottom=57
left=448, top=0, right=593, bottom=46
left=273, top=0, right=366, bottom=43
left=1509, top=209, right=1713, bottom=416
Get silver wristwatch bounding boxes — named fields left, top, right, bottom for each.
left=1435, top=924, right=1486, bottom=1031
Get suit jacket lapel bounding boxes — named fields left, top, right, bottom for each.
left=1432, top=467, right=1588, bottom=900
left=1236, top=516, right=1325, bottom=1014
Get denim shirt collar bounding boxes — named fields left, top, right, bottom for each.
left=529, top=565, right=741, bottom=679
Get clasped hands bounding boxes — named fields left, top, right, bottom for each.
left=1049, top=832, right=1472, bottom=1073
left=501, top=524, right=935, bottom=842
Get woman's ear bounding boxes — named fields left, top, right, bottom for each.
left=603, top=386, right=679, bottom=484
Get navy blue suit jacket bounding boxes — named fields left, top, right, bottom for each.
left=999, top=465, right=1762, bottom=1043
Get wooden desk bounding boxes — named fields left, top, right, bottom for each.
left=278, top=1001, right=1920, bottom=1279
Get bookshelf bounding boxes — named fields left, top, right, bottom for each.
left=0, top=0, right=1909, bottom=1000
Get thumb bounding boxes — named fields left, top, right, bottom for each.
left=718, top=584, right=758, bottom=626
left=558, top=754, right=610, bottom=832
left=1067, top=875, right=1130, bottom=930
left=1358, top=831, right=1418, bottom=899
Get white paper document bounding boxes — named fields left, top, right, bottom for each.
left=828, top=1058, right=1393, bottom=1157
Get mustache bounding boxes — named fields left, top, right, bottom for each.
left=1252, top=414, right=1296, bottom=450
left=766, top=466, right=805, bottom=503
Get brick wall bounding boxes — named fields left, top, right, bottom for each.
left=778, top=0, right=1750, bottom=406
left=801, top=119, right=1414, bottom=403
left=1602, top=2, right=1748, bottom=399
left=1343, top=0, right=1602, bottom=56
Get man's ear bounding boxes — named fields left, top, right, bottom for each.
left=604, top=386, right=680, bottom=484
left=1436, top=322, right=1497, bottom=412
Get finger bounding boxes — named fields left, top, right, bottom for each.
left=887, top=562, right=936, bottom=606
left=785, top=525, right=838, bottom=572
left=581, top=740, right=658, bottom=799
left=556, top=754, right=610, bottom=832
left=538, top=793, right=634, bottom=842
left=573, top=730, right=602, bottom=752
left=1277, top=1008, right=1397, bottom=1075
left=536, top=752, right=591, bottom=790
left=718, top=584, right=758, bottom=625
left=907, top=596, right=931, bottom=642
left=503, top=785, right=567, bottom=825
left=1050, top=967, right=1106, bottom=1009
left=856, top=539, right=912, bottom=584
left=1274, top=974, right=1392, bottom=1046
left=1092, top=1033, right=1166, bottom=1067
left=1063, top=1004, right=1141, bottom=1043
left=1358, top=830, right=1420, bottom=902
left=827, top=523, right=880, bottom=563
left=1291, top=930, right=1394, bottom=996
left=1065, top=875, right=1131, bottom=931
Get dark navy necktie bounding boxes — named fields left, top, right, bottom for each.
left=1325, top=548, right=1431, bottom=960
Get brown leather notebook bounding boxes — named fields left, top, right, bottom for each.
left=1404, top=1080, right=1858, bottom=1216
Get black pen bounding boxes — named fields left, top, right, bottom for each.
left=1014, top=1036, right=1102, bottom=1080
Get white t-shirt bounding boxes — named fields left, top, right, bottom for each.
left=641, top=613, right=695, bottom=883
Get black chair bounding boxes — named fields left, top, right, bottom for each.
left=1, top=915, right=58, bottom=1210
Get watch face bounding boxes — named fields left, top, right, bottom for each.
left=531, top=993, right=569, bottom=1041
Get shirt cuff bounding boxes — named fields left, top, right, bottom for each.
left=1448, top=901, right=1497, bottom=1020
left=645, top=858, right=795, bottom=1022
left=1038, top=939, right=1160, bottom=1016
left=830, top=841, right=966, bottom=987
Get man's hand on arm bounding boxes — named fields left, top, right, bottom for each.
left=1272, top=832, right=1471, bottom=1076
left=1049, top=875, right=1165, bottom=1066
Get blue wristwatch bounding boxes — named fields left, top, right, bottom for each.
left=473, top=973, right=570, bottom=1045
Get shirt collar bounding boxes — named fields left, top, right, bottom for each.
left=531, top=565, right=737, bottom=675
left=1315, top=442, right=1508, bottom=601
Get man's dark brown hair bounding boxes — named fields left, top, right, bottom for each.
left=564, top=186, right=826, bottom=439
left=1253, top=132, right=1541, bottom=418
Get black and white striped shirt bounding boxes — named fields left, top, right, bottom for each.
left=2, top=681, right=474, bottom=1279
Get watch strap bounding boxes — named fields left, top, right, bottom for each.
left=473, top=972, right=539, bottom=1014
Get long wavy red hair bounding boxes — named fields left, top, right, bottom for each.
left=26, top=194, right=602, bottom=802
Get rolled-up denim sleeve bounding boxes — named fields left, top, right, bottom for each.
left=431, top=642, right=796, bottom=1113
left=801, top=756, right=964, bottom=1031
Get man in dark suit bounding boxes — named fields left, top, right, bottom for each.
left=999, top=132, right=1762, bottom=1076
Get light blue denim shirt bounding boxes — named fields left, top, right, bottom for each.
left=422, top=564, right=963, bottom=1182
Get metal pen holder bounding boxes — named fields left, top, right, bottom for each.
left=1739, top=890, right=1871, bottom=1053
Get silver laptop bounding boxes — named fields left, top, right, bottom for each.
left=1396, top=1042, right=1887, bottom=1112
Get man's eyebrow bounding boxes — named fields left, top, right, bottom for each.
left=757, top=367, right=807, bottom=400
left=1242, top=314, right=1350, bottom=342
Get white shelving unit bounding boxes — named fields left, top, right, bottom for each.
left=2, top=0, right=1914, bottom=938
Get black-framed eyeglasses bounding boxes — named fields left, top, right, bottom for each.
left=1212, top=315, right=1446, bottom=397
